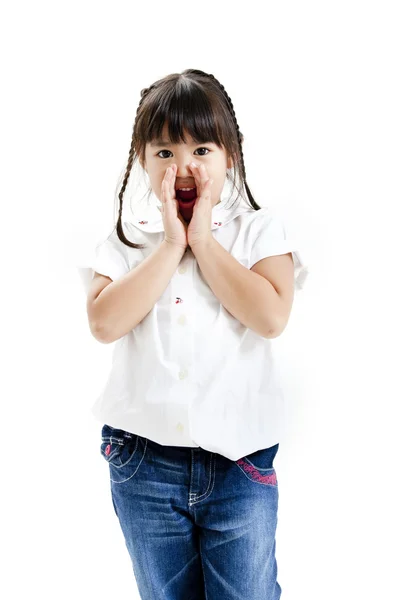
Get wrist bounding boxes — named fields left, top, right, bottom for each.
left=189, top=236, right=214, bottom=253
left=162, top=239, right=187, bottom=257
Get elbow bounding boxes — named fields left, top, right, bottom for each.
left=265, top=329, right=282, bottom=339
left=262, top=316, right=287, bottom=339
left=263, top=328, right=281, bottom=339
left=89, top=321, right=114, bottom=344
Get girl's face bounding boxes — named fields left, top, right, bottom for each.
left=141, top=124, right=234, bottom=208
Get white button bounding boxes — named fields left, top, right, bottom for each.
left=177, top=315, right=187, bottom=326
left=176, top=422, right=184, bottom=433
left=179, top=368, right=188, bottom=380
left=178, top=265, right=187, bottom=274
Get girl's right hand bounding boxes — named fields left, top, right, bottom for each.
left=160, top=164, right=188, bottom=251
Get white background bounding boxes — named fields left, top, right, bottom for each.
left=2, top=1, right=399, bottom=598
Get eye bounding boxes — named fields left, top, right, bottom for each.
left=194, top=147, right=210, bottom=156
left=156, top=147, right=210, bottom=159
left=157, top=150, right=172, bottom=158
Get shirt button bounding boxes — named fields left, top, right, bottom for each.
left=178, top=265, right=187, bottom=274
left=179, top=368, right=188, bottom=380
left=176, top=422, right=184, bottom=433
left=177, top=315, right=187, bottom=326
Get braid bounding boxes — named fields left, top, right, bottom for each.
left=203, top=72, right=258, bottom=209
left=206, top=73, right=246, bottom=181
left=117, top=84, right=156, bottom=214
left=115, top=83, right=157, bottom=248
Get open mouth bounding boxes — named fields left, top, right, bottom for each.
left=175, top=187, right=197, bottom=202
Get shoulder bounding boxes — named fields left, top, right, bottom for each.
left=237, top=206, right=285, bottom=238
left=97, top=221, right=147, bottom=253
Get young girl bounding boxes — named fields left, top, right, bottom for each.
left=82, top=68, right=308, bottom=599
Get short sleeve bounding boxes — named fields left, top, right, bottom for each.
left=75, top=227, right=130, bottom=295
left=249, top=208, right=309, bottom=291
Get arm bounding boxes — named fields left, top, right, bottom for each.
left=90, top=240, right=186, bottom=343
left=191, top=237, right=282, bottom=338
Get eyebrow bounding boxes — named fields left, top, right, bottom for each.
left=150, top=139, right=213, bottom=147
left=150, top=140, right=174, bottom=147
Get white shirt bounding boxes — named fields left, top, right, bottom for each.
left=77, top=195, right=308, bottom=461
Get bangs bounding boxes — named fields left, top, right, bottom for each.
left=141, top=80, right=225, bottom=149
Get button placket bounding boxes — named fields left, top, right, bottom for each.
left=172, top=254, right=193, bottom=386
left=177, top=314, right=187, bottom=325
left=177, top=253, right=188, bottom=327
left=179, top=368, right=188, bottom=380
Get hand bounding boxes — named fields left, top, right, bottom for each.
left=187, top=162, right=214, bottom=249
left=159, top=164, right=188, bottom=251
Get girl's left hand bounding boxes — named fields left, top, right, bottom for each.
left=187, top=162, right=214, bottom=249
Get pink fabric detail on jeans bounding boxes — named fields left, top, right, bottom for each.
left=236, top=458, right=277, bottom=485
left=105, top=444, right=111, bottom=456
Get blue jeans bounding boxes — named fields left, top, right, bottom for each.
left=100, top=423, right=282, bottom=599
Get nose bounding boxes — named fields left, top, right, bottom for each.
left=173, top=155, right=197, bottom=178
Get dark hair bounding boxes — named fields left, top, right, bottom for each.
left=113, top=68, right=262, bottom=250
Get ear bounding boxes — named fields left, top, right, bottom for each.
left=227, top=152, right=240, bottom=169
left=139, top=157, right=147, bottom=172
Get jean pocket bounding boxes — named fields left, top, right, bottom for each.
left=235, top=443, right=279, bottom=487
left=100, top=424, right=145, bottom=483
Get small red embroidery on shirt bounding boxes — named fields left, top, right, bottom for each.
left=213, top=222, right=222, bottom=226
left=236, top=458, right=277, bottom=485
left=138, top=220, right=148, bottom=225
left=175, top=297, right=183, bottom=304
left=105, top=444, right=111, bottom=456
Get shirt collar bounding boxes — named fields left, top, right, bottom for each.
left=130, top=194, right=252, bottom=233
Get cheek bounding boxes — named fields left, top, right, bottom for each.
left=147, top=166, right=164, bottom=189
left=211, top=177, right=222, bottom=192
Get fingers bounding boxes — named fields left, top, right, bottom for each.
left=162, top=165, right=177, bottom=204
left=161, top=167, right=172, bottom=213
left=161, top=170, right=168, bottom=206
left=162, top=167, right=170, bottom=204
left=189, top=162, right=212, bottom=197
left=169, top=164, right=177, bottom=199
left=169, top=164, right=176, bottom=197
